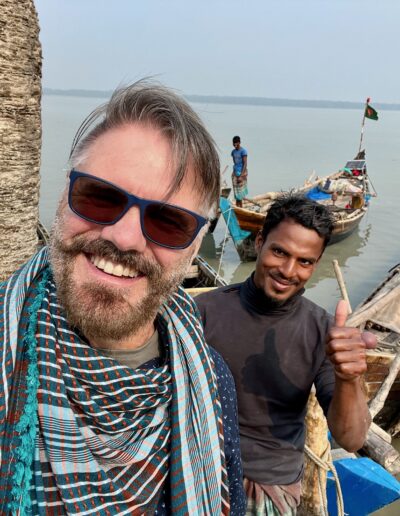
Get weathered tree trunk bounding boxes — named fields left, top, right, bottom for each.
left=298, top=391, right=329, bottom=516
left=0, top=0, right=42, bottom=281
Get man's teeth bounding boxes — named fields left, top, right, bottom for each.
left=90, top=255, right=139, bottom=278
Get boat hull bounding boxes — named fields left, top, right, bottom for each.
left=183, top=255, right=227, bottom=289
left=329, top=208, right=367, bottom=244
left=233, top=207, right=366, bottom=262
left=225, top=159, right=373, bottom=262
left=233, top=205, right=367, bottom=247
left=347, top=264, right=400, bottom=435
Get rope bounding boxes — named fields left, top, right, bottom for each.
left=304, top=443, right=345, bottom=516
left=216, top=206, right=232, bottom=280
left=366, top=174, right=378, bottom=197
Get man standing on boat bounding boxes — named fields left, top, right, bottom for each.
left=196, top=193, right=375, bottom=515
left=0, top=80, right=246, bottom=515
left=231, top=135, right=248, bottom=207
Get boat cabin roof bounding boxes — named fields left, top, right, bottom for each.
left=344, top=160, right=366, bottom=171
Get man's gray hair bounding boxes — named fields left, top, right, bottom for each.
left=69, top=79, right=220, bottom=215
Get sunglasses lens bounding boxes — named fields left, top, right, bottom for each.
left=144, top=203, right=199, bottom=248
left=70, top=176, right=128, bottom=223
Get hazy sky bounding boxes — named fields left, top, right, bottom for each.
left=35, top=0, right=400, bottom=103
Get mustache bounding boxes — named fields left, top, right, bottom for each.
left=51, top=234, right=163, bottom=278
left=269, top=271, right=300, bottom=286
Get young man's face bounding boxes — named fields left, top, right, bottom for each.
left=253, top=218, right=324, bottom=304
left=50, top=123, right=206, bottom=347
left=233, top=140, right=241, bottom=150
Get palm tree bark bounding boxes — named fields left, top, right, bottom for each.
left=0, top=0, right=42, bottom=281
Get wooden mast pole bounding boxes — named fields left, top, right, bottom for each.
left=358, top=97, right=369, bottom=153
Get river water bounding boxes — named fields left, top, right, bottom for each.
left=40, top=95, right=400, bottom=314
left=39, top=94, right=400, bottom=514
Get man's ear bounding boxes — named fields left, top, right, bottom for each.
left=255, top=231, right=264, bottom=254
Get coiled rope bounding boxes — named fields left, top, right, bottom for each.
left=304, top=443, right=344, bottom=516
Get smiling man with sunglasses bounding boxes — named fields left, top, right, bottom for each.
left=0, top=80, right=245, bottom=515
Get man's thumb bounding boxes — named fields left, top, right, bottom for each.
left=335, top=299, right=349, bottom=327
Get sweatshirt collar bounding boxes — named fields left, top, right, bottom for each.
left=240, top=273, right=304, bottom=315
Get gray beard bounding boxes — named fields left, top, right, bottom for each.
left=49, top=225, right=191, bottom=344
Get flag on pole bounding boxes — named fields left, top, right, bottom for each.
left=365, top=103, right=378, bottom=121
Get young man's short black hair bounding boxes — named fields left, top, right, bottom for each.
left=232, top=136, right=241, bottom=144
left=260, top=192, right=334, bottom=249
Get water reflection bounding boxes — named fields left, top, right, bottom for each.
left=199, top=232, right=219, bottom=258
left=307, top=223, right=371, bottom=288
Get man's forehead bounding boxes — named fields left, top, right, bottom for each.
left=71, top=123, right=208, bottom=212
left=264, top=220, right=324, bottom=253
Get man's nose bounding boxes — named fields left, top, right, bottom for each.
left=99, top=206, right=147, bottom=253
left=279, top=258, right=297, bottom=278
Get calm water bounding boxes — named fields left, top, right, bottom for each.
left=40, top=95, right=400, bottom=315
left=40, top=95, right=400, bottom=514
left=195, top=101, right=400, bottom=315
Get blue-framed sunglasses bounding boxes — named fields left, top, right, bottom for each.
left=68, top=170, right=208, bottom=249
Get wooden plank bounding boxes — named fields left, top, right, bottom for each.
left=365, top=371, right=391, bottom=382
left=185, top=287, right=218, bottom=297
left=365, top=365, right=391, bottom=376
left=185, top=265, right=199, bottom=279
left=369, top=351, right=400, bottom=417
left=366, top=380, right=400, bottom=390
left=366, top=350, right=395, bottom=362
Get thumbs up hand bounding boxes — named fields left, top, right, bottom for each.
left=326, top=300, right=377, bottom=382
left=334, top=299, right=349, bottom=328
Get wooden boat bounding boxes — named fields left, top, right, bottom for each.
left=326, top=456, right=400, bottom=516
left=221, top=156, right=376, bottom=261
left=183, top=254, right=227, bottom=290
left=347, top=263, right=400, bottom=437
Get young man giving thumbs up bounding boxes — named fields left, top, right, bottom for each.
left=196, top=193, right=376, bottom=515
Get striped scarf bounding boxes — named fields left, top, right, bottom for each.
left=0, top=248, right=229, bottom=515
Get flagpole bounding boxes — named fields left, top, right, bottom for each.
left=358, top=97, right=370, bottom=153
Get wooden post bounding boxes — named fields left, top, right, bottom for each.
left=298, top=391, right=329, bottom=516
left=332, top=260, right=352, bottom=314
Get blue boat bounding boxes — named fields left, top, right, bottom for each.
left=327, top=457, right=400, bottom=516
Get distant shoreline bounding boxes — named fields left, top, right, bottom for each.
left=43, top=88, right=400, bottom=111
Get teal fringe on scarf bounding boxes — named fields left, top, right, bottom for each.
left=9, top=268, right=51, bottom=515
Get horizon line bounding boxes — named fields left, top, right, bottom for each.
left=42, top=88, right=400, bottom=111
